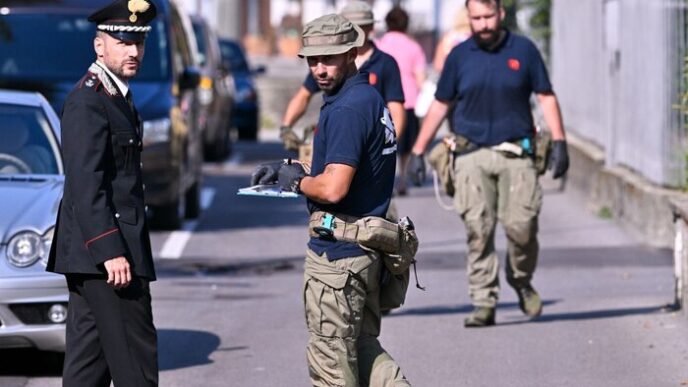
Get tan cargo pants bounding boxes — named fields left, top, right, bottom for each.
left=304, top=248, right=411, bottom=387
left=453, top=148, right=543, bottom=308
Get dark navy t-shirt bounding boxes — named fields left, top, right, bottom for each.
left=307, top=73, right=397, bottom=260
left=303, top=43, right=405, bottom=104
left=435, top=30, right=553, bottom=146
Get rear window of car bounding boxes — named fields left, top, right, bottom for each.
left=0, top=104, right=61, bottom=175
left=219, top=40, right=249, bottom=73
left=0, top=14, right=170, bottom=82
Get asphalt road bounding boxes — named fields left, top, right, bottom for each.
left=2, top=139, right=687, bottom=387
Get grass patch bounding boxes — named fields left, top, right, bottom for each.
left=597, top=206, right=613, bottom=219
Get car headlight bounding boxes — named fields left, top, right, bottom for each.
left=41, top=227, right=54, bottom=266
left=7, top=231, right=44, bottom=267
left=143, top=118, right=171, bottom=144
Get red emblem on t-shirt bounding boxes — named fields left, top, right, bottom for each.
left=368, top=72, right=378, bottom=85
left=508, top=58, right=520, bottom=71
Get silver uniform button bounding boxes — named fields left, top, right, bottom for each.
left=138, top=141, right=142, bottom=147
left=129, top=139, right=134, bottom=144
left=145, top=205, right=149, bottom=212
left=115, top=213, right=120, bottom=219
left=142, top=184, right=146, bottom=190
left=140, top=162, right=143, bottom=168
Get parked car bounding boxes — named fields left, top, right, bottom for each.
left=0, top=0, right=204, bottom=229
left=0, top=89, right=67, bottom=352
left=218, top=38, right=265, bottom=141
left=191, top=15, right=234, bottom=161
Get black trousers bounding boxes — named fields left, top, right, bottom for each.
left=63, top=274, right=158, bottom=387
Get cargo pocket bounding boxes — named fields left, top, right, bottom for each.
left=453, top=166, right=485, bottom=221
left=304, top=277, right=354, bottom=337
left=507, top=167, right=542, bottom=222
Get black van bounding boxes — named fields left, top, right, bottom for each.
left=0, top=0, right=204, bottom=229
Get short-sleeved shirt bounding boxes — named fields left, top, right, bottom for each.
left=377, top=31, right=427, bottom=109
left=307, top=73, right=397, bottom=260
left=435, top=30, right=553, bottom=146
left=303, top=42, right=405, bottom=105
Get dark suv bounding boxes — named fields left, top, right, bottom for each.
left=191, top=15, right=234, bottom=161
left=0, top=0, right=204, bottom=229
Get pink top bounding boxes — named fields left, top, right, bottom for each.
left=377, top=31, right=427, bottom=109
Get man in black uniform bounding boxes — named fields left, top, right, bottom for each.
left=47, top=1, right=158, bottom=385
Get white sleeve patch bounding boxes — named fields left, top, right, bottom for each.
left=380, top=107, right=397, bottom=155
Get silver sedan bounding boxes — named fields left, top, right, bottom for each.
left=0, top=89, right=67, bottom=352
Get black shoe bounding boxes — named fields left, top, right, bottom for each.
left=464, top=307, right=496, bottom=328
left=516, top=285, right=542, bottom=318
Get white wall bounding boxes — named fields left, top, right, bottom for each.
left=551, top=0, right=680, bottom=186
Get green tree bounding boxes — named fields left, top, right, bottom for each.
left=523, top=0, right=552, bottom=59
left=502, top=0, right=520, bottom=32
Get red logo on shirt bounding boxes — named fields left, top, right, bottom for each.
left=368, top=72, right=378, bottom=85
left=508, top=58, right=521, bottom=71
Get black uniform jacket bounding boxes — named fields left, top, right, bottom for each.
left=47, top=62, right=155, bottom=280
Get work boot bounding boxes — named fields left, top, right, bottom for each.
left=516, top=285, right=542, bottom=318
left=463, top=307, right=495, bottom=328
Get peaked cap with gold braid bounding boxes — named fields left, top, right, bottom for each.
left=88, top=0, right=157, bottom=43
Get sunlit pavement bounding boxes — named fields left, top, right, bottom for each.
left=3, top=139, right=687, bottom=387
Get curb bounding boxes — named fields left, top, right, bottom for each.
left=567, top=131, right=685, bottom=248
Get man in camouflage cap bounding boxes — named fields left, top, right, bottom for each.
left=252, top=13, right=411, bottom=387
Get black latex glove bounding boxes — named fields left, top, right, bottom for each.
left=549, top=140, right=569, bottom=179
left=407, top=153, right=426, bottom=187
left=250, top=161, right=283, bottom=186
left=278, top=163, right=307, bottom=192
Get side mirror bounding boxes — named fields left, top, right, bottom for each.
left=252, top=65, right=266, bottom=75
left=179, top=66, right=201, bottom=90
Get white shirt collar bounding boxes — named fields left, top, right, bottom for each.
left=95, top=61, right=129, bottom=97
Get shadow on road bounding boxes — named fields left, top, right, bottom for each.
left=158, top=329, right=220, bottom=371
left=499, top=305, right=667, bottom=326
left=414, top=245, right=671, bottom=271
left=388, top=300, right=560, bottom=317
left=0, top=349, right=64, bottom=376
left=156, top=255, right=303, bottom=278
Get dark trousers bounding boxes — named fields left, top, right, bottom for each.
left=63, top=274, right=158, bottom=387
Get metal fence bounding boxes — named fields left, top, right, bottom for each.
left=551, top=0, right=688, bottom=188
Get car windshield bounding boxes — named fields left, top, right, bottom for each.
left=0, top=14, right=169, bottom=82
left=219, top=40, right=249, bottom=73
left=0, top=104, right=60, bottom=175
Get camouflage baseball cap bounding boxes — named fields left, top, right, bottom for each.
left=340, top=1, right=375, bottom=26
left=298, top=14, right=365, bottom=58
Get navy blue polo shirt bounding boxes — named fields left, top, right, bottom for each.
left=303, top=43, right=405, bottom=104
left=307, top=73, right=397, bottom=260
left=435, top=30, right=553, bottom=146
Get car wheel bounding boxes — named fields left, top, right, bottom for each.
left=237, top=124, right=258, bottom=141
left=150, top=194, right=185, bottom=230
left=205, top=129, right=230, bottom=161
left=185, top=181, right=201, bottom=219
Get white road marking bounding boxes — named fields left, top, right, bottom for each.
left=158, top=187, right=216, bottom=260
left=224, top=152, right=243, bottom=169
